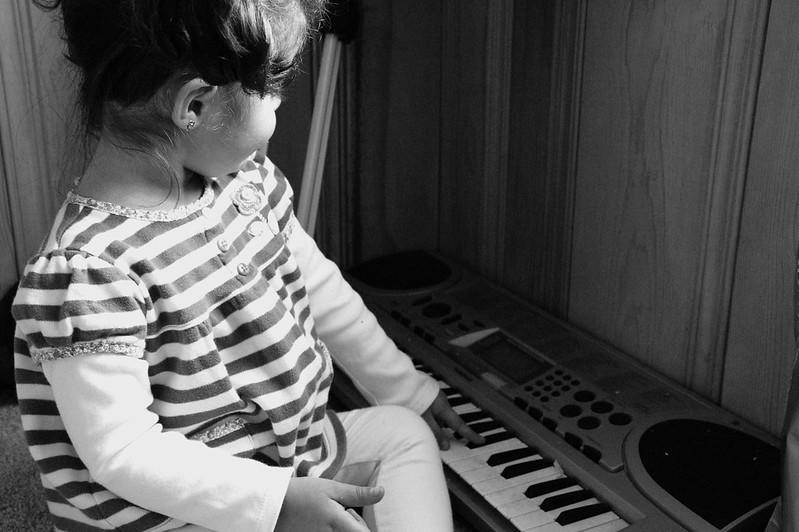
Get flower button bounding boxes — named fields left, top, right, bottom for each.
left=232, top=183, right=264, bottom=216
left=247, top=220, right=266, bottom=237
left=237, top=263, right=252, bottom=276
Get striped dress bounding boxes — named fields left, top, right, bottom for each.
left=12, top=157, right=437, bottom=531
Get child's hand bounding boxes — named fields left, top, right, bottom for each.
left=422, top=390, right=486, bottom=450
left=275, top=477, right=384, bottom=532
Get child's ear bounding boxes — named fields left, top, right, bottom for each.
left=172, top=78, right=218, bottom=131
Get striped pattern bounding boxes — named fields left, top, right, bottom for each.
left=13, top=158, right=342, bottom=531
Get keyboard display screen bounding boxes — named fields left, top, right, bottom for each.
left=471, top=331, right=552, bottom=384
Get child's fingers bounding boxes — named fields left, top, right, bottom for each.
left=437, top=406, right=485, bottom=445
left=330, top=482, right=385, bottom=508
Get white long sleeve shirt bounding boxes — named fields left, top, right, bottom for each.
left=13, top=157, right=439, bottom=531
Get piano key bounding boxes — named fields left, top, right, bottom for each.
left=441, top=435, right=526, bottom=462
left=582, top=518, right=628, bottom=532
left=540, top=489, right=593, bottom=512
left=500, top=500, right=550, bottom=520
left=527, top=483, right=583, bottom=507
left=559, top=510, right=619, bottom=532
left=556, top=503, right=612, bottom=526
left=457, top=451, right=550, bottom=484
left=513, top=497, right=602, bottom=532
left=445, top=439, right=528, bottom=473
left=511, top=508, right=556, bottom=530
left=501, top=458, right=554, bottom=479
left=468, top=430, right=514, bottom=448
left=459, top=410, right=492, bottom=423
left=448, top=395, right=471, bottom=407
left=487, top=446, right=539, bottom=466
left=484, top=475, right=561, bottom=508
left=453, top=402, right=481, bottom=415
left=525, top=477, right=579, bottom=500
left=469, top=419, right=504, bottom=433
left=473, top=463, right=563, bottom=495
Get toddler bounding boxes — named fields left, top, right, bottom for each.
left=13, top=1, right=481, bottom=530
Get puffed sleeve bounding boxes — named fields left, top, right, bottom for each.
left=12, top=249, right=148, bottom=363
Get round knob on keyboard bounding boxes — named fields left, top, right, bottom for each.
left=577, top=416, right=601, bottom=430
left=609, top=412, right=632, bottom=425
left=422, top=302, right=452, bottom=318
left=574, top=390, right=596, bottom=402
left=591, top=400, right=614, bottom=414
left=560, top=404, right=582, bottom=418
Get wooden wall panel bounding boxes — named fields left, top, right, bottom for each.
left=725, top=0, right=799, bottom=435
left=568, top=0, right=739, bottom=390
left=0, top=4, right=77, bottom=296
left=353, top=1, right=442, bottom=262
left=437, top=0, right=490, bottom=269
left=502, top=1, right=570, bottom=315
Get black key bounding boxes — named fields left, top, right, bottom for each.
left=459, top=411, right=490, bottom=423
left=525, top=477, right=578, bottom=499
left=469, top=419, right=503, bottom=434
left=467, top=431, right=513, bottom=449
left=487, top=447, right=537, bottom=466
left=440, top=386, right=456, bottom=396
left=501, top=458, right=553, bottom=479
left=556, top=502, right=612, bottom=525
left=448, top=395, right=470, bottom=407
left=540, top=489, right=593, bottom=512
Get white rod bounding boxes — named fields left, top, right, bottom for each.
left=306, top=38, right=342, bottom=237
left=297, top=33, right=341, bottom=235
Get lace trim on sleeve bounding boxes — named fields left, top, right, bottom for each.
left=31, top=341, right=144, bottom=364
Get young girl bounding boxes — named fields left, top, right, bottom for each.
left=13, top=1, right=482, bottom=530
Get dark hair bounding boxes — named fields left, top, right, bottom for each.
left=33, top=0, right=326, bottom=139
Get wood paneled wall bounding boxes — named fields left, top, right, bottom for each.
left=345, top=0, right=799, bottom=437
left=5, top=0, right=799, bottom=436
left=0, top=3, right=78, bottom=298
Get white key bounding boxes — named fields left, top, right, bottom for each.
left=582, top=518, right=628, bottom=532
left=460, top=465, right=504, bottom=483
left=560, top=510, right=619, bottom=532
left=513, top=508, right=555, bottom=530
left=523, top=522, right=564, bottom=532
left=498, top=498, right=547, bottom=519
left=513, top=494, right=602, bottom=531
left=445, top=440, right=527, bottom=473
left=483, top=473, right=560, bottom=507
left=473, top=465, right=562, bottom=495
left=441, top=436, right=525, bottom=463
left=453, top=402, right=482, bottom=415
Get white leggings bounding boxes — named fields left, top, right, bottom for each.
left=176, top=405, right=452, bottom=532
left=333, top=406, right=453, bottom=532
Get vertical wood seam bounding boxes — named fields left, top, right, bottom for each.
left=687, top=0, right=772, bottom=400
left=479, top=0, right=514, bottom=280
left=547, top=0, right=587, bottom=317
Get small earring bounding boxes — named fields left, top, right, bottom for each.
left=186, top=120, right=196, bottom=131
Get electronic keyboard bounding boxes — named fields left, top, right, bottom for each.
left=332, top=250, right=780, bottom=532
